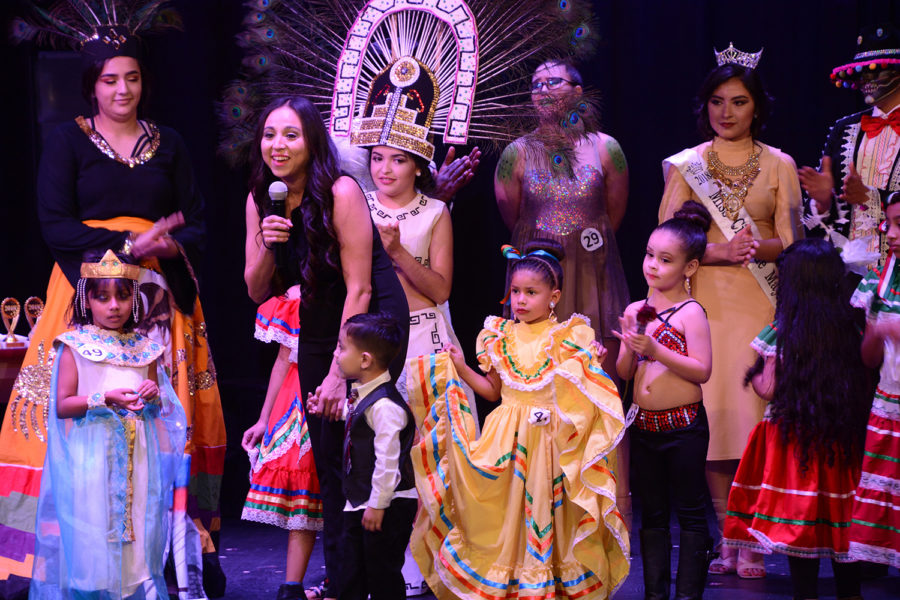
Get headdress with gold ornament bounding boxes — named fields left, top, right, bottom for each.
left=80, top=249, right=142, bottom=279
left=714, top=42, right=763, bottom=70
left=10, top=1, right=181, bottom=67
left=219, top=0, right=600, bottom=164
left=75, top=249, right=142, bottom=322
left=350, top=56, right=440, bottom=160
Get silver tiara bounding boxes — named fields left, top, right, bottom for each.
left=714, top=42, right=763, bottom=69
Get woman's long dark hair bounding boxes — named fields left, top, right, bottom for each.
left=248, top=96, right=342, bottom=300
left=751, top=239, right=871, bottom=472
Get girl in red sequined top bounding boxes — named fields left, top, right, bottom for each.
left=615, top=200, right=714, bottom=600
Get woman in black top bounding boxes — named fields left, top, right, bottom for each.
left=0, top=50, right=225, bottom=597
left=243, top=96, right=407, bottom=600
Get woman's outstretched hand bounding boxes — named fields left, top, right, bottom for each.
left=433, top=146, right=482, bottom=203
left=133, top=211, right=185, bottom=259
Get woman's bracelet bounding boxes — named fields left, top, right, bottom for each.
left=121, top=232, right=137, bottom=256
left=87, top=392, right=107, bottom=410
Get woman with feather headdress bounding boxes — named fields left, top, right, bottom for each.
left=2, top=2, right=225, bottom=598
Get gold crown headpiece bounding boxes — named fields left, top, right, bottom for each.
left=80, top=250, right=141, bottom=280
left=350, top=57, right=439, bottom=161
left=220, top=0, right=601, bottom=163
left=714, top=42, right=763, bottom=69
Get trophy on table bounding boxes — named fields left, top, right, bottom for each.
left=24, top=297, right=44, bottom=339
left=2, top=298, right=24, bottom=347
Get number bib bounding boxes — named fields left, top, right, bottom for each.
left=78, top=343, right=108, bottom=362
left=528, top=407, right=551, bottom=426
left=581, top=227, right=603, bottom=252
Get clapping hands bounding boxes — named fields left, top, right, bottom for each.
left=133, top=212, right=185, bottom=259
left=613, top=312, right=655, bottom=358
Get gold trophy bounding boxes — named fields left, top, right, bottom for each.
left=2, top=298, right=24, bottom=347
left=24, top=297, right=44, bottom=338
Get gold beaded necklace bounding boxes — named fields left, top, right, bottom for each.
left=706, top=141, right=761, bottom=221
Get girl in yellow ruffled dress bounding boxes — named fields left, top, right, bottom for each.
left=407, top=239, right=629, bottom=599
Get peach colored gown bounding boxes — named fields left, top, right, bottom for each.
left=659, top=141, right=802, bottom=460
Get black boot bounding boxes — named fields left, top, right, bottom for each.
left=640, top=528, right=671, bottom=600
left=276, top=583, right=306, bottom=600
left=674, top=532, right=714, bottom=600
left=203, top=551, right=227, bottom=598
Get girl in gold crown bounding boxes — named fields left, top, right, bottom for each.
left=31, top=249, right=186, bottom=598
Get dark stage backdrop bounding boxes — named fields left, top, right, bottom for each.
left=0, top=0, right=894, bottom=515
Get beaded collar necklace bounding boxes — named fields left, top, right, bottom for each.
left=76, top=115, right=160, bottom=168
left=707, top=140, right=762, bottom=221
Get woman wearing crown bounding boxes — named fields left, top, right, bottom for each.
left=658, top=44, right=803, bottom=579
left=1, top=4, right=226, bottom=597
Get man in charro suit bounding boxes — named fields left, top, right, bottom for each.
left=800, top=24, right=900, bottom=266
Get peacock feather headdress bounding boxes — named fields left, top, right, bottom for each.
left=10, top=0, right=181, bottom=64
left=220, top=0, right=599, bottom=164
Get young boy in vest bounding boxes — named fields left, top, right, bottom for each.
left=335, top=312, right=417, bottom=600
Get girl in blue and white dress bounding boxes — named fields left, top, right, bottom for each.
left=32, top=250, right=185, bottom=599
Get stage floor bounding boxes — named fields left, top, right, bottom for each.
left=218, top=516, right=898, bottom=599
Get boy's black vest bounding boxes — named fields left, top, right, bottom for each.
left=342, top=381, right=416, bottom=508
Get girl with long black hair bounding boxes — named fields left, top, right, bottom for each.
left=723, top=238, right=871, bottom=599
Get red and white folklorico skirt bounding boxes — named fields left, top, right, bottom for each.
left=849, top=387, right=900, bottom=567
left=723, top=416, right=860, bottom=561
left=241, top=296, right=322, bottom=531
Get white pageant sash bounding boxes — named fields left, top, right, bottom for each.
left=663, top=148, right=777, bottom=306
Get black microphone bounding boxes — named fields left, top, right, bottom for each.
left=267, top=181, right=289, bottom=263
left=267, top=181, right=288, bottom=218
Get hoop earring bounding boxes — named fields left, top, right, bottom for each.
left=549, top=300, right=558, bottom=322
left=684, top=276, right=692, bottom=295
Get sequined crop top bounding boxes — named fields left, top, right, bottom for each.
left=636, top=300, right=700, bottom=362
